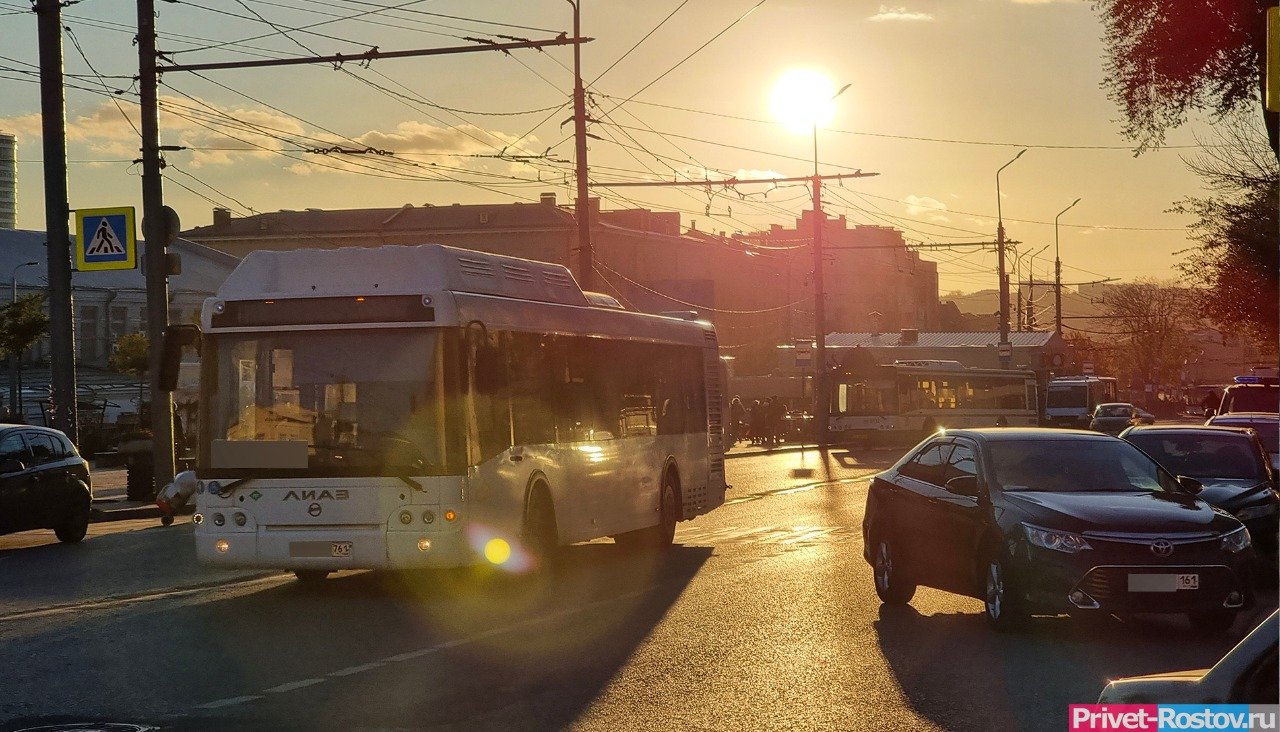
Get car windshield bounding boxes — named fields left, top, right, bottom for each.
left=1215, top=421, right=1279, bottom=453
left=1126, top=432, right=1267, bottom=480
left=1095, top=404, right=1131, bottom=418
left=1223, top=386, right=1280, bottom=414
left=208, top=329, right=454, bottom=476
left=988, top=439, right=1174, bottom=493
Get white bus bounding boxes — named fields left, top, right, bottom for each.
left=829, top=359, right=1039, bottom=443
left=171, top=244, right=726, bottom=580
left=1044, top=375, right=1119, bottom=428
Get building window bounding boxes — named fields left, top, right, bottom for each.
left=110, top=305, right=128, bottom=340
left=79, top=305, right=101, bottom=360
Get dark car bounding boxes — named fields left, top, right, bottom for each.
left=0, top=425, right=93, bottom=542
left=1089, top=402, right=1140, bottom=435
left=1207, top=413, right=1280, bottom=473
left=1120, top=425, right=1278, bottom=567
left=863, top=429, right=1254, bottom=634
left=1099, top=611, right=1278, bottom=704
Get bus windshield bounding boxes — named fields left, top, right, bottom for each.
left=208, top=329, right=455, bottom=476
left=1047, top=385, right=1086, bottom=409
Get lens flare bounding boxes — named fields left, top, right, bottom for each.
left=484, top=538, right=512, bottom=565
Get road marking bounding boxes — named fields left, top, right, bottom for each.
left=196, top=695, right=263, bottom=710
left=264, top=678, right=325, bottom=693
left=0, top=573, right=289, bottom=622
left=205, top=585, right=661, bottom=712
left=678, top=525, right=860, bottom=547
left=721, top=472, right=875, bottom=506
left=329, top=662, right=385, bottom=677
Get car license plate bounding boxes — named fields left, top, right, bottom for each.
left=331, top=542, right=352, bottom=558
left=1128, top=573, right=1198, bottom=592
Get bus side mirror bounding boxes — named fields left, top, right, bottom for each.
left=160, top=324, right=201, bottom=392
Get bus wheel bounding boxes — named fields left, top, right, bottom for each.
left=654, top=475, right=679, bottom=548
left=523, top=484, right=559, bottom=565
left=294, top=569, right=330, bottom=584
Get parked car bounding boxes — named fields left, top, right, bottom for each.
left=1135, top=407, right=1156, bottom=425
left=1121, top=425, right=1278, bottom=568
left=863, top=429, right=1254, bottom=634
left=1089, top=402, right=1140, bottom=435
left=0, top=425, right=93, bottom=542
left=1207, top=412, right=1280, bottom=472
left=1098, top=610, right=1278, bottom=704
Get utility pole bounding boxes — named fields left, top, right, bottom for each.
left=810, top=163, right=828, bottom=451
left=569, top=0, right=592, bottom=290
left=138, top=0, right=175, bottom=490
left=35, top=0, right=77, bottom=440
left=995, top=150, right=1026, bottom=369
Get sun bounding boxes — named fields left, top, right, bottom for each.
left=769, top=69, right=840, bottom=134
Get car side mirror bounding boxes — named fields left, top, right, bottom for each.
left=1175, top=475, right=1204, bottom=495
left=0, top=458, right=25, bottom=474
left=945, top=474, right=981, bottom=498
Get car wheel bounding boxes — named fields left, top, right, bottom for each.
left=983, top=555, right=1026, bottom=631
left=1188, top=609, right=1236, bottom=636
left=523, top=483, right=559, bottom=566
left=293, top=569, right=330, bottom=584
left=54, top=496, right=90, bottom=544
left=872, top=536, right=916, bottom=605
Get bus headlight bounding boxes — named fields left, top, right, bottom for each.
left=399, top=510, right=413, bottom=525
left=417, top=538, right=432, bottom=552
left=212, top=512, right=225, bottom=527
left=233, top=512, right=247, bottom=527
left=422, top=510, right=435, bottom=524
left=192, top=513, right=204, bottom=525
left=215, top=539, right=230, bottom=553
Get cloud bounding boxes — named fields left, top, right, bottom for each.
left=867, top=5, right=934, bottom=22
left=903, top=194, right=951, bottom=222
left=1, top=97, right=527, bottom=174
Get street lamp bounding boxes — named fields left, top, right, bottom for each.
left=1054, top=197, right=1082, bottom=336
left=9, top=260, right=38, bottom=419
left=995, top=149, right=1027, bottom=368
left=1025, top=244, right=1049, bottom=330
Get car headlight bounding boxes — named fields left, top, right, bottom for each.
left=1023, top=524, right=1092, bottom=553
left=1235, top=503, right=1277, bottom=522
left=1221, top=526, right=1252, bottom=553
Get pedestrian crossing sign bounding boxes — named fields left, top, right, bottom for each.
left=75, top=206, right=137, bottom=271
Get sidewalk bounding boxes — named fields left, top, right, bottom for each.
left=89, top=466, right=167, bottom=523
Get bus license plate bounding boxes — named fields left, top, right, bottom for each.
left=331, top=542, right=352, bottom=558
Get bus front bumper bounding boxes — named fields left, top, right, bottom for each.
left=195, top=526, right=475, bottom=570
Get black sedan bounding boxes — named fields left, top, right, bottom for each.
left=863, top=428, right=1254, bottom=634
left=1121, top=425, right=1278, bottom=567
left=0, top=425, right=93, bottom=542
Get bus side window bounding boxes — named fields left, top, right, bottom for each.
left=509, top=333, right=556, bottom=446
left=471, top=332, right=512, bottom=463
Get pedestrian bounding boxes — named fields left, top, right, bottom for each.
left=749, top=400, right=763, bottom=445
left=729, top=396, right=746, bottom=445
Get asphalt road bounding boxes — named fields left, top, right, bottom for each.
left=1, top=448, right=1275, bottom=731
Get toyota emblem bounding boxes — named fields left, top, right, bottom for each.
left=1150, top=539, right=1173, bottom=557
left=308, top=502, right=322, bottom=517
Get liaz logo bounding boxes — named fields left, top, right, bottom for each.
left=283, top=489, right=350, bottom=501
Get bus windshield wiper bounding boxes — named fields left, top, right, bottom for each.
left=395, top=473, right=423, bottom=492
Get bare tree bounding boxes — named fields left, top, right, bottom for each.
left=1096, top=281, right=1200, bottom=391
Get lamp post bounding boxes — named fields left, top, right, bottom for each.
left=9, top=260, right=38, bottom=419
left=1054, top=197, right=1081, bottom=336
left=995, top=149, right=1027, bottom=368
left=1025, top=244, right=1049, bottom=330
left=809, top=82, right=849, bottom=452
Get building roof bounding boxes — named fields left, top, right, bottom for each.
left=826, top=331, right=1060, bottom=348
left=182, top=202, right=576, bottom=241
left=0, top=228, right=239, bottom=295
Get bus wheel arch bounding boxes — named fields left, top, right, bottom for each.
left=663, top=459, right=683, bottom=521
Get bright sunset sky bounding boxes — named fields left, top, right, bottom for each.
left=0, top=0, right=1234, bottom=294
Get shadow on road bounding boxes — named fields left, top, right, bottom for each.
left=1, top=543, right=712, bottom=730
left=870, top=601, right=1270, bottom=732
